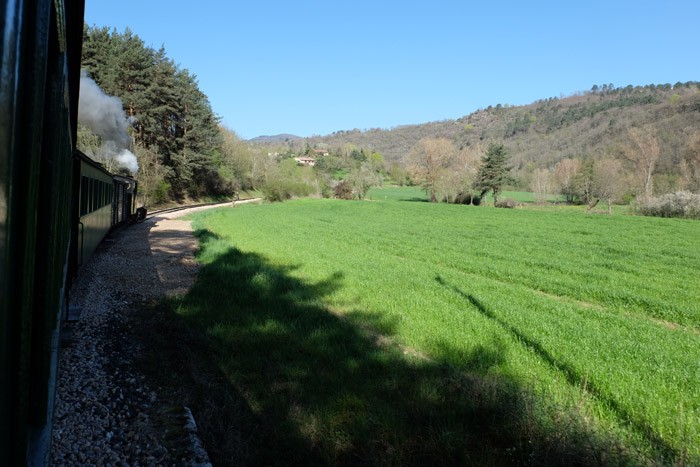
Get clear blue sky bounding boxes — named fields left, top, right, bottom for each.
left=85, top=1, right=699, bottom=140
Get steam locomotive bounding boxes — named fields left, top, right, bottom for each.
left=1, top=1, right=137, bottom=463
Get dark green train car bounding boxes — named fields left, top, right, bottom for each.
left=76, top=153, right=115, bottom=266
left=75, top=154, right=138, bottom=267
left=1, top=0, right=86, bottom=464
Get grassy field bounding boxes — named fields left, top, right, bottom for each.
left=366, top=186, right=567, bottom=204
left=150, top=189, right=699, bottom=465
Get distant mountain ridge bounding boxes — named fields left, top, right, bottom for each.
left=250, top=83, right=700, bottom=182
left=248, top=133, right=302, bottom=143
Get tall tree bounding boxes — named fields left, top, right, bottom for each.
left=680, top=131, right=700, bottom=192
left=569, top=158, right=597, bottom=206
left=589, top=158, right=624, bottom=213
left=346, top=162, right=382, bottom=199
left=625, top=126, right=660, bottom=202
left=437, top=145, right=481, bottom=203
left=475, top=143, right=513, bottom=204
left=176, top=69, right=223, bottom=193
left=406, top=137, right=456, bottom=202
left=554, top=158, right=582, bottom=203
left=530, top=168, right=553, bottom=203
left=81, top=26, right=223, bottom=199
left=220, top=127, right=254, bottom=189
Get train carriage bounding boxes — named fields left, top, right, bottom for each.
left=76, top=152, right=115, bottom=266
left=0, top=1, right=137, bottom=463
left=1, top=0, right=87, bottom=464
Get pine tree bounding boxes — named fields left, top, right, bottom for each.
left=81, top=25, right=224, bottom=199
left=475, top=143, right=513, bottom=205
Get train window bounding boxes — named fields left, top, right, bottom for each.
left=93, top=179, right=98, bottom=211
left=89, top=178, right=95, bottom=213
left=80, top=176, right=88, bottom=216
left=92, top=179, right=98, bottom=211
left=91, top=179, right=96, bottom=212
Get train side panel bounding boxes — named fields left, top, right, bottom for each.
left=77, top=157, right=114, bottom=265
left=0, top=0, right=85, bottom=464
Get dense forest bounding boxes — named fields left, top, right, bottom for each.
left=79, top=25, right=700, bottom=212
left=79, top=26, right=226, bottom=204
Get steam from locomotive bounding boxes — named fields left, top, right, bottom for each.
left=78, top=71, right=139, bottom=173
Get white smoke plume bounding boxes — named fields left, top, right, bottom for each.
left=78, top=71, right=138, bottom=173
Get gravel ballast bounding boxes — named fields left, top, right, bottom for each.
left=50, top=205, right=233, bottom=465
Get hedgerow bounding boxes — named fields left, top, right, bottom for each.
left=635, top=191, right=700, bottom=219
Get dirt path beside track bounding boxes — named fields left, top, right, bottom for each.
left=50, top=201, right=248, bottom=465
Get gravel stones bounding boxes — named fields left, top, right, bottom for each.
left=50, top=207, right=223, bottom=465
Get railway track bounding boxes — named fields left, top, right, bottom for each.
left=145, top=198, right=261, bottom=219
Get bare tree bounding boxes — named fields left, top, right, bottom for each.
left=625, top=126, right=660, bottom=202
left=346, top=162, right=382, bottom=199
left=437, top=145, right=482, bottom=203
left=432, top=168, right=463, bottom=203
left=679, top=131, right=700, bottom=192
left=589, top=158, right=624, bottom=213
left=530, top=168, right=553, bottom=203
left=250, top=148, right=277, bottom=187
left=554, top=158, right=581, bottom=203
left=406, top=137, right=456, bottom=202
left=454, top=145, right=482, bottom=186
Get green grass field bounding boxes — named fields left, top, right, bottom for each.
left=159, top=189, right=699, bottom=465
left=366, top=186, right=567, bottom=204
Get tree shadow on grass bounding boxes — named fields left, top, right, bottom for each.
left=400, top=196, right=431, bottom=203
left=134, top=230, right=641, bottom=466
left=434, top=274, right=681, bottom=464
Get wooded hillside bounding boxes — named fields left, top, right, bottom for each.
left=257, top=83, right=700, bottom=194
left=79, top=23, right=698, bottom=206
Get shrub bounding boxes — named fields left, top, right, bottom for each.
left=454, top=192, right=481, bottom=205
left=620, top=192, right=635, bottom=205
left=333, top=180, right=354, bottom=200
left=454, top=192, right=472, bottom=205
left=152, top=180, right=172, bottom=205
left=635, top=191, right=700, bottom=219
left=495, top=198, right=518, bottom=209
left=260, top=179, right=315, bottom=202
left=260, top=180, right=290, bottom=202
